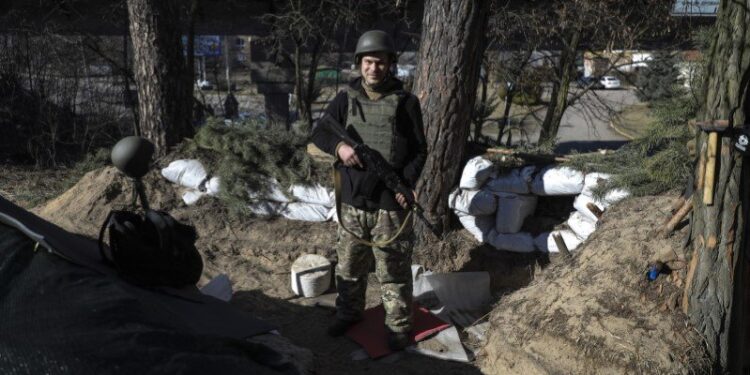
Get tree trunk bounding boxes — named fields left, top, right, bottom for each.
left=126, top=0, right=191, bottom=157
left=497, top=88, right=514, bottom=145
left=685, top=0, right=750, bottom=371
left=413, top=0, right=489, bottom=238
left=538, top=29, right=580, bottom=147
left=302, top=38, right=322, bottom=130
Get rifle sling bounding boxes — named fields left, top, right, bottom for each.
left=333, top=165, right=413, bottom=249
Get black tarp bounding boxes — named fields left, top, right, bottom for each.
left=0, top=196, right=293, bottom=375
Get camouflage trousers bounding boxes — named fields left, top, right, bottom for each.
left=334, top=203, right=414, bottom=333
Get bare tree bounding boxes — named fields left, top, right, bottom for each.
left=262, top=0, right=405, bottom=130
left=488, top=0, right=676, bottom=147
left=126, top=0, right=193, bottom=156
left=413, top=0, right=490, bottom=238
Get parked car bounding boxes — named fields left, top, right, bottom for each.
left=196, top=79, right=213, bottom=90
left=599, top=76, right=621, bottom=89
left=576, top=76, right=604, bottom=90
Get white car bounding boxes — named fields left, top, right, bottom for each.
left=599, top=76, right=621, bottom=89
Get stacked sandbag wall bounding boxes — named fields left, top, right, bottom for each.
left=451, top=156, right=630, bottom=254
left=161, top=159, right=335, bottom=222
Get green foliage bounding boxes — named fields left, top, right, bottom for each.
left=185, top=118, right=329, bottom=215
left=635, top=51, right=683, bottom=102
left=565, top=96, right=697, bottom=197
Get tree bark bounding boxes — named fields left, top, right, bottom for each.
left=126, top=0, right=192, bottom=157
left=413, top=0, right=489, bottom=238
left=685, top=0, right=750, bottom=371
left=538, top=29, right=580, bottom=146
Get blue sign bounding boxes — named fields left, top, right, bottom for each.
left=672, top=0, right=719, bottom=16
left=182, top=35, right=222, bottom=57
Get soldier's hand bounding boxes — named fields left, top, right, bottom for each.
left=337, top=144, right=363, bottom=168
left=395, top=190, right=417, bottom=209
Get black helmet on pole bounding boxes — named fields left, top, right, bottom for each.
left=111, top=136, right=155, bottom=179
left=354, top=30, right=396, bottom=64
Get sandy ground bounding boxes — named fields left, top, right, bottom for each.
left=0, top=164, right=707, bottom=374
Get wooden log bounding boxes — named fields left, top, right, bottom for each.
left=703, top=131, right=718, bottom=205
left=552, top=233, right=572, bottom=261
left=695, top=142, right=707, bottom=190
left=660, top=198, right=693, bottom=238
left=586, top=202, right=604, bottom=219
left=670, top=195, right=687, bottom=214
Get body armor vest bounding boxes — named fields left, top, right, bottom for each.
left=346, top=86, right=401, bottom=164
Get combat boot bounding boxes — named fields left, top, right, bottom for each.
left=327, top=318, right=359, bottom=337
left=386, top=330, right=411, bottom=351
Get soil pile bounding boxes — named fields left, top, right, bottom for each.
left=33, top=166, right=337, bottom=297
left=479, top=195, right=708, bottom=374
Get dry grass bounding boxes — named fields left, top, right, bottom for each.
left=612, top=102, right=655, bottom=139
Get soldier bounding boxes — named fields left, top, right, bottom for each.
left=311, top=30, right=427, bottom=350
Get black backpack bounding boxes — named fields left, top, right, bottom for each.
left=98, top=210, right=203, bottom=287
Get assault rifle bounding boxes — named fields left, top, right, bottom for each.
left=317, top=113, right=440, bottom=236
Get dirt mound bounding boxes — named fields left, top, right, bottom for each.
left=479, top=195, right=708, bottom=374
left=34, top=166, right=338, bottom=298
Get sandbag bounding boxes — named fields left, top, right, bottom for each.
left=247, top=201, right=283, bottom=217
left=161, top=159, right=208, bottom=190
left=455, top=211, right=495, bottom=243
left=487, top=230, right=536, bottom=253
left=574, top=189, right=630, bottom=222
left=459, top=156, right=495, bottom=189
left=530, top=166, right=584, bottom=196
left=206, top=177, right=221, bottom=196
left=581, top=172, right=612, bottom=196
left=495, top=193, right=537, bottom=233
left=279, top=202, right=331, bottom=222
left=484, top=166, right=536, bottom=194
left=534, top=230, right=584, bottom=253
left=247, top=178, right=291, bottom=203
left=448, top=188, right=497, bottom=216
left=567, top=211, right=596, bottom=239
left=182, top=190, right=206, bottom=205
left=289, top=184, right=334, bottom=207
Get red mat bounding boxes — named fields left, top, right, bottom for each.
left=345, top=304, right=451, bottom=358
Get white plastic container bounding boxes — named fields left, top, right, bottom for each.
left=291, top=254, right=332, bottom=298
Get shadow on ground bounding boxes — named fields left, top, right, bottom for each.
left=555, top=140, right=629, bottom=154
left=457, top=244, right=549, bottom=294
left=232, top=290, right=485, bottom=375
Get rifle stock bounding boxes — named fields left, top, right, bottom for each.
left=318, top=114, right=440, bottom=236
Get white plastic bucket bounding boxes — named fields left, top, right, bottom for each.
left=291, top=254, right=332, bottom=297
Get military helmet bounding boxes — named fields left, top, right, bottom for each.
left=354, top=30, right=396, bottom=63
left=111, top=136, right=155, bottom=179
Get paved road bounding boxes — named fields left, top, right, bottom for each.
left=519, top=87, right=641, bottom=153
